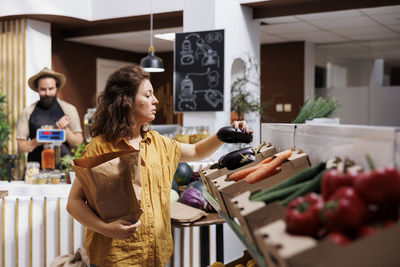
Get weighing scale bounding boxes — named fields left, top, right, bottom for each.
left=36, top=128, right=66, bottom=169
left=36, top=129, right=66, bottom=143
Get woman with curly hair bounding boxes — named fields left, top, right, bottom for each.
left=67, top=64, right=250, bottom=266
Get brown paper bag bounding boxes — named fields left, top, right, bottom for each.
left=73, top=150, right=143, bottom=223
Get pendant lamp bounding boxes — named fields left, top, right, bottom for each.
left=140, top=2, right=165, bottom=73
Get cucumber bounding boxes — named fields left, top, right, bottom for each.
left=280, top=169, right=326, bottom=206
left=250, top=161, right=326, bottom=201
left=250, top=181, right=309, bottom=203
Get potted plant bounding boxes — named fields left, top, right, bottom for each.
left=0, top=92, right=11, bottom=180
left=60, top=143, right=86, bottom=183
left=231, top=56, right=273, bottom=123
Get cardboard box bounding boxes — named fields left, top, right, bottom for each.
left=199, top=144, right=277, bottom=214
left=229, top=156, right=354, bottom=246
left=253, top=205, right=400, bottom=267
left=213, top=151, right=310, bottom=218
left=230, top=194, right=287, bottom=247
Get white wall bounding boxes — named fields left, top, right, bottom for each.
left=0, top=0, right=91, bottom=20
left=370, top=86, right=400, bottom=126
left=304, top=42, right=315, bottom=101
left=181, top=0, right=260, bottom=263
left=0, top=0, right=182, bottom=21
left=321, top=59, right=400, bottom=126
left=92, top=0, right=183, bottom=20
left=25, top=19, right=52, bottom=106
left=182, top=0, right=260, bottom=156
left=328, top=86, right=369, bottom=125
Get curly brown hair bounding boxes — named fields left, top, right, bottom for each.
left=90, top=64, right=150, bottom=141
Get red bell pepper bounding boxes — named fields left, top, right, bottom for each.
left=320, top=186, right=369, bottom=233
left=285, top=193, right=324, bottom=237
left=353, top=166, right=400, bottom=205
left=358, top=220, right=395, bottom=238
left=321, top=169, right=355, bottom=200
left=369, top=204, right=399, bottom=222
left=329, top=231, right=350, bottom=245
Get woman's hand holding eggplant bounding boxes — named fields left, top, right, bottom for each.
left=217, top=121, right=253, bottom=143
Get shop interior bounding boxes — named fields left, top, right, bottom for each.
left=1, top=0, right=400, bottom=266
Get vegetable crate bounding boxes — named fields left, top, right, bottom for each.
left=230, top=194, right=287, bottom=247
left=214, top=150, right=310, bottom=219
left=253, top=209, right=400, bottom=267
left=228, top=152, right=311, bottom=245
left=199, top=144, right=277, bottom=217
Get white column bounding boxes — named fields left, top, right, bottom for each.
left=183, top=0, right=259, bottom=263
left=304, top=42, right=315, bottom=101
left=25, top=19, right=51, bottom=106
left=183, top=0, right=260, bottom=159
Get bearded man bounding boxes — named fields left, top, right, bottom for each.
left=16, top=67, right=83, bottom=166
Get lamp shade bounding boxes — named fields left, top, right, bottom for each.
left=140, top=50, right=165, bottom=73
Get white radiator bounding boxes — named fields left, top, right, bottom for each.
left=0, top=195, right=85, bottom=267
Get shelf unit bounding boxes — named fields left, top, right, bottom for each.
left=201, top=123, right=400, bottom=266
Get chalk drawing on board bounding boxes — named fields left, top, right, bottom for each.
left=180, top=39, right=194, bottom=65
left=177, top=68, right=223, bottom=110
left=202, top=49, right=219, bottom=68
left=175, top=29, right=224, bottom=111
left=195, top=89, right=223, bottom=108
left=179, top=33, right=220, bottom=67
left=179, top=33, right=200, bottom=65
left=208, top=71, right=220, bottom=87
left=205, top=31, right=223, bottom=44
left=194, top=38, right=212, bottom=61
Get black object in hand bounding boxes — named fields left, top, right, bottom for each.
left=217, top=146, right=255, bottom=170
left=217, top=126, right=253, bottom=143
left=210, top=143, right=264, bottom=170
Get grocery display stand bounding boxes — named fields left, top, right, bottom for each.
left=201, top=123, right=400, bottom=266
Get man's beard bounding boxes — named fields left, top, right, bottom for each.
left=39, top=95, right=57, bottom=109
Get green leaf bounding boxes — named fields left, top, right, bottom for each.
left=0, top=90, right=11, bottom=180
left=231, top=56, right=273, bottom=121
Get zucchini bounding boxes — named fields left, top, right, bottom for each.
left=250, top=181, right=308, bottom=203
left=250, top=161, right=326, bottom=201
left=280, top=169, right=326, bottom=206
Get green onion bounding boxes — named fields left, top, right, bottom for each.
left=293, top=97, right=340, bottom=124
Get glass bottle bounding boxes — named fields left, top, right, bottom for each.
left=201, top=125, right=210, bottom=140
left=42, top=143, right=55, bottom=170
left=188, top=126, right=200, bottom=144
left=84, top=108, right=96, bottom=143
left=25, top=162, right=40, bottom=184
left=175, top=127, right=190, bottom=144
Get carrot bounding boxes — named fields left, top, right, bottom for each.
left=244, top=150, right=293, bottom=184
left=258, top=156, right=274, bottom=165
left=227, top=156, right=273, bottom=182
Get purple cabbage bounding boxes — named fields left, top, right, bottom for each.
left=180, top=187, right=213, bottom=212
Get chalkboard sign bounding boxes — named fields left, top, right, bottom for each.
left=174, top=29, right=224, bottom=112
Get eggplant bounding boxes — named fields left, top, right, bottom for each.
left=180, top=187, right=213, bottom=211
left=217, top=126, right=253, bottom=143
left=216, top=142, right=265, bottom=170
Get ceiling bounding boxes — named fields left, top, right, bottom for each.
left=65, top=4, right=400, bottom=63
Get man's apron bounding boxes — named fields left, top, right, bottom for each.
left=28, top=100, right=71, bottom=166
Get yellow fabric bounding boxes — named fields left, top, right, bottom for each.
left=81, top=131, right=181, bottom=267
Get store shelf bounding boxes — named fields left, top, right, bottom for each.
left=202, top=187, right=267, bottom=267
